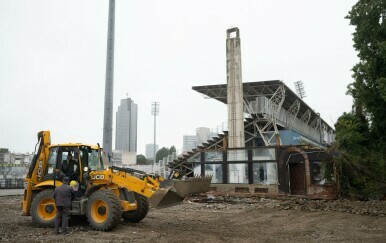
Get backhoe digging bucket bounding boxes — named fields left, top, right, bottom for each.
left=150, top=176, right=212, bottom=208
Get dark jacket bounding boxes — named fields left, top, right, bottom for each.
left=62, top=159, right=78, bottom=175
left=54, top=184, right=75, bottom=207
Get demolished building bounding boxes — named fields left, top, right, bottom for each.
left=166, top=27, right=337, bottom=199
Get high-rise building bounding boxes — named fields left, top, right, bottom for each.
left=181, top=127, right=219, bottom=154
left=182, top=135, right=197, bottom=153
left=115, top=98, right=137, bottom=152
left=145, top=143, right=158, bottom=159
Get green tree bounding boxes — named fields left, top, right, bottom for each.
left=156, top=147, right=169, bottom=162
left=0, top=148, right=9, bottom=153
left=335, top=110, right=369, bottom=153
left=136, top=154, right=148, bottom=165
left=346, top=0, right=386, bottom=145
left=155, top=146, right=176, bottom=162
left=169, top=146, right=176, bottom=154
left=335, top=0, right=386, bottom=198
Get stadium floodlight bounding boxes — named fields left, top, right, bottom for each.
left=294, top=81, right=306, bottom=99
left=151, top=102, right=160, bottom=172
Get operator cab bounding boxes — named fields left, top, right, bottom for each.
left=61, top=149, right=80, bottom=181
left=43, top=144, right=106, bottom=189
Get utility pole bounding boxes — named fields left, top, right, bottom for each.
left=103, top=0, right=115, bottom=160
left=151, top=102, right=159, bottom=173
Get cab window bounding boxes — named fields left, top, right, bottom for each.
left=45, top=147, right=58, bottom=175
left=79, top=146, right=104, bottom=171
left=89, top=149, right=103, bottom=171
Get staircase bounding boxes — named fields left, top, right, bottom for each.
left=166, top=114, right=264, bottom=179
left=166, top=131, right=227, bottom=179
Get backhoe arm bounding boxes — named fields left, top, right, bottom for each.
left=22, top=131, right=51, bottom=215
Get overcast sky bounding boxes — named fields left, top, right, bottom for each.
left=0, top=0, right=358, bottom=155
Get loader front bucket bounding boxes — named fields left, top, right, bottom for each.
left=149, top=188, right=185, bottom=208
left=150, top=176, right=212, bottom=208
left=173, top=175, right=212, bottom=197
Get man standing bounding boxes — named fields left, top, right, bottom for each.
left=54, top=176, right=74, bottom=234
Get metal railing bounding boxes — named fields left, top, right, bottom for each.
left=0, top=179, right=24, bottom=189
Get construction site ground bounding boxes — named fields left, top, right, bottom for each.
left=0, top=194, right=385, bottom=243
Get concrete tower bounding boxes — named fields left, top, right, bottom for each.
left=226, top=27, right=245, bottom=149
left=102, top=0, right=115, bottom=157
left=226, top=27, right=246, bottom=183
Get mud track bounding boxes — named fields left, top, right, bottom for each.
left=0, top=195, right=385, bottom=242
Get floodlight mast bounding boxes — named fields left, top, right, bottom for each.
left=151, top=102, right=160, bottom=173
left=294, top=80, right=306, bottom=99
left=103, top=0, right=115, bottom=160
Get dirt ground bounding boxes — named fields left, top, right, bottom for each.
left=0, top=195, right=385, bottom=243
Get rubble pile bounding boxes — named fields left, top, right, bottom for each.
left=189, top=195, right=386, bottom=217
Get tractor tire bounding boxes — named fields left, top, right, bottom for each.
left=30, top=189, right=56, bottom=227
left=122, top=193, right=149, bottom=223
left=86, top=189, right=122, bottom=231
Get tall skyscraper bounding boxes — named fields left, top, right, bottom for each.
left=115, top=98, right=137, bottom=152
left=145, top=144, right=158, bottom=159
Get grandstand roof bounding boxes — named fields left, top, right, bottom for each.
left=192, top=80, right=334, bottom=132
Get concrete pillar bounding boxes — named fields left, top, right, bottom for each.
left=226, top=27, right=245, bottom=149
left=226, top=27, right=246, bottom=183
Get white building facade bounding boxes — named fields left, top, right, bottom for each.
left=145, top=143, right=158, bottom=159
left=182, top=135, right=197, bottom=153
left=196, top=127, right=211, bottom=145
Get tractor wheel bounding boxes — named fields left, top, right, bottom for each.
left=122, top=193, right=149, bottom=223
left=30, top=189, right=56, bottom=227
left=86, top=189, right=122, bottom=231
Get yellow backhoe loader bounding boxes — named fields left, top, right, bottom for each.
left=21, top=131, right=211, bottom=231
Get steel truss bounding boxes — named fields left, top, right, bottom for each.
left=300, top=110, right=312, bottom=124
left=245, top=85, right=286, bottom=146
left=286, top=100, right=301, bottom=128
